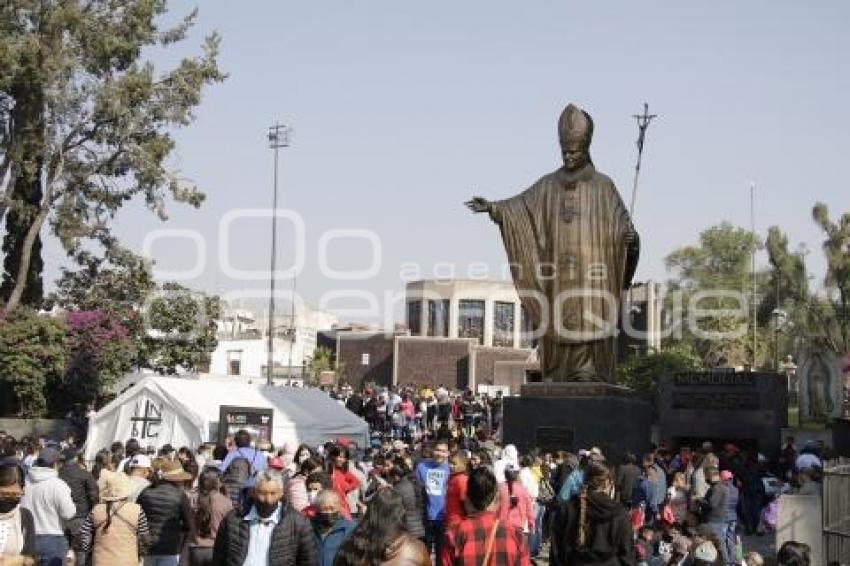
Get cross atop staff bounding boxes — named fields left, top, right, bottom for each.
left=629, top=102, right=657, bottom=218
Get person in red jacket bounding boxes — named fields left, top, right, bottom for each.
left=327, top=445, right=360, bottom=519
left=499, top=464, right=534, bottom=545
left=445, top=450, right=469, bottom=527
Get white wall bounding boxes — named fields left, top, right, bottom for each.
left=210, top=303, right=339, bottom=377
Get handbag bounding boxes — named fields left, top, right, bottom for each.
left=481, top=519, right=500, bottom=566
left=537, top=478, right=555, bottom=504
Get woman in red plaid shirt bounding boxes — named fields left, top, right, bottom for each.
left=441, top=467, right=530, bottom=566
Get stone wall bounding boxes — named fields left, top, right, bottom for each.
left=472, top=347, right=530, bottom=387
left=394, top=337, right=475, bottom=389
left=656, top=371, right=788, bottom=458
left=336, top=332, right=396, bottom=389
left=0, top=419, right=75, bottom=440
left=776, top=495, right=823, bottom=566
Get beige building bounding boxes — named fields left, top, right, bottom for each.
left=405, top=279, right=535, bottom=350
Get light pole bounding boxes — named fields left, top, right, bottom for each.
left=629, top=102, right=657, bottom=218
left=750, top=182, right=757, bottom=369
left=267, top=123, right=291, bottom=385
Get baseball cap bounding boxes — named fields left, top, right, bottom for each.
left=694, top=541, right=718, bottom=562
left=129, top=454, right=152, bottom=469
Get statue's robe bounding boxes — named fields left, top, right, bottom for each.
left=489, top=163, right=639, bottom=382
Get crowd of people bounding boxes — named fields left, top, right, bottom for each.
left=0, top=384, right=833, bottom=566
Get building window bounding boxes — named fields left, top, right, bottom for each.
left=493, top=301, right=515, bottom=347
left=361, top=353, right=370, bottom=365
left=227, top=350, right=242, bottom=376
left=520, top=305, right=536, bottom=349
left=407, top=301, right=422, bottom=336
left=458, top=299, right=485, bottom=345
left=427, top=299, right=450, bottom=337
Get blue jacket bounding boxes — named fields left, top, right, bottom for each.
left=314, top=518, right=356, bottom=566
left=558, top=469, right=585, bottom=503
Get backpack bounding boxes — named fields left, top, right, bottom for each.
left=631, top=476, right=652, bottom=509
left=537, top=478, right=556, bottom=505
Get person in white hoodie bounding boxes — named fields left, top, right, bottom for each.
left=493, top=444, right=519, bottom=483
left=20, top=446, right=76, bottom=566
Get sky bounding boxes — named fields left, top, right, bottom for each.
left=41, top=1, right=850, bottom=324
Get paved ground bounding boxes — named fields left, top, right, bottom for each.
left=533, top=532, right=776, bottom=564
left=739, top=531, right=776, bottom=562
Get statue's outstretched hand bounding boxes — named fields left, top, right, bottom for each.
left=465, top=196, right=491, bottom=214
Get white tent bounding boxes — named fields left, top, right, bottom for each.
left=85, top=375, right=368, bottom=460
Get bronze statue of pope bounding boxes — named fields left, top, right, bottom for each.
left=467, top=103, right=640, bottom=383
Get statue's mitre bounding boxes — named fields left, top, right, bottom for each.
left=558, top=103, right=594, bottom=146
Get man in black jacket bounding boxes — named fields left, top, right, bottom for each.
left=137, top=459, right=195, bottom=566
left=613, top=453, right=641, bottom=509
left=58, top=448, right=97, bottom=565
left=213, top=469, right=317, bottom=566
left=387, top=461, right=426, bottom=541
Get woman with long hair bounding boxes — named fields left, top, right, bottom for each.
left=188, top=470, right=232, bottom=566
left=333, top=488, right=429, bottom=566
left=499, top=464, right=534, bottom=543
left=288, top=443, right=314, bottom=474
left=551, top=460, right=634, bottom=566
left=287, top=457, right=322, bottom=514
left=91, top=449, right=112, bottom=481
left=326, top=445, right=359, bottom=519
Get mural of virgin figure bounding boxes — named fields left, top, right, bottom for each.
left=797, top=348, right=841, bottom=424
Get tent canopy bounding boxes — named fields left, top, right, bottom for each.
left=85, top=375, right=367, bottom=460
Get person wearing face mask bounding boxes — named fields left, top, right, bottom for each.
left=212, top=469, right=317, bottom=566
left=310, top=491, right=354, bottom=566
left=288, top=445, right=315, bottom=476
left=550, top=460, right=635, bottom=566
left=303, top=472, right=331, bottom=519
left=288, top=459, right=323, bottom=515
left=0, top=463, right=37, bottom=561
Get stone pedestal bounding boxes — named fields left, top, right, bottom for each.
left=502, top=382, right=652, bottom=461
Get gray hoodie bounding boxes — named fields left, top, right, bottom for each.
left=21, top=466, right=76, bottom=536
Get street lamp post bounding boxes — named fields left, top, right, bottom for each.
left=267, top=123, right=291, bottom=385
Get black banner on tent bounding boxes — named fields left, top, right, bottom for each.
left=218, top=406, right=274, bottom=444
